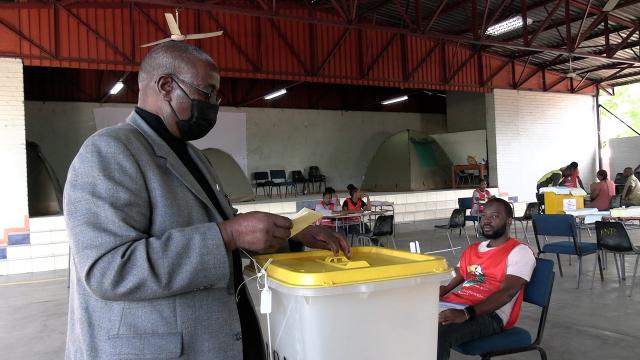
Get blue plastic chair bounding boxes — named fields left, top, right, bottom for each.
left=454, top=258, right=555, bottom=360
left=532, top=214, right=603, bottom=289
left=458, top=197, right=480, bottom=237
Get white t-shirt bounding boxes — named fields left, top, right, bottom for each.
left=455, top=240, right=536, bottom=325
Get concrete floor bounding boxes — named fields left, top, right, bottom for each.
left=2, top=220, right=640, bottom=359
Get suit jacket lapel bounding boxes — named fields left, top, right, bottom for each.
left=128, top=112, right=217, bottom=213
left=188, top=145, right=235, bottom=220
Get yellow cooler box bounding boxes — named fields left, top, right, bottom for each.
left=544, top=192, right=585, bottom=214
left=244, top=247, right=451, bottom=360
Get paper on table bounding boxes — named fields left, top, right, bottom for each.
left=290, top=208, right=323, bottom=237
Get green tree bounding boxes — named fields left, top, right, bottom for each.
left=600, top=83, right=640, bottom=139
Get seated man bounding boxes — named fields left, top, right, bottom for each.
left=588, top=170, right=615, bottom=211
left=437, top=198, right=536, bottom=360
left=622, top=167, right=640, bottom=206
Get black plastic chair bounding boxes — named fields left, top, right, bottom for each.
left=269, top=170, right=295, bottom=198
left=513, top=202, right=539, bottom=244
left=432, top=209, right=470, bottom=255
left=591, top=221, right=640, bottom=296
left=253, top=171, right=273, bottom=198
left=291, top=170, right=308, bottom=195
left=357, top=215, right=395, bottom=248
left=308, top=166, right=326, bottom=193
left=532, top=214, right=603, bottom=289
left=455, top=258, right=555, bottom=360
left=458, top=197, right=480, bottom=237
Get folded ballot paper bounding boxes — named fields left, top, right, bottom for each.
left=289, top=208, right=323, bottom=237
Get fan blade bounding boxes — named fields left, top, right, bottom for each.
left=140, top=38, right=172, bottom=48
left=164, top=13, right=181, bottom=36
left=184, top=31, right=224, bottom=40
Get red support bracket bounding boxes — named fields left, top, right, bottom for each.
left=405, top=41, right=440, bottom=81
left=0, top=16, right=57, bottom=59
left=208, top=11, right=261, bottom=71
left=362, top=33, right=399, bottom=79
left=56, top=3, right=132, bottom=63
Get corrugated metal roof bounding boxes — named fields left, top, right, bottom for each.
left=356, top=0, right=640, bottom=86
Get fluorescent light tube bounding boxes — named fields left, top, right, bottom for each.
left=109, top=81, right=124, bottom=95
left=264, top=89, right=287, bottom=100
left=381, top=95, right=408, bottom=105
left=486, top=16, right=533, bottom=36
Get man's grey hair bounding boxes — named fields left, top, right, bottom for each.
left=138, top=41, right=217, bottom=86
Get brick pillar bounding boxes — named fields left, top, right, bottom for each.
left=0, top=58, right=28, bottom=262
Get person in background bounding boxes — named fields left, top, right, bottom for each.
left=437, top=198, right=536, bottom=360
left=471, top=179, right=494, bottom=216
left=559, top=162, right=585, bottom=190
left=315, top=187, right=341, bottom=227
left=588, top=170, right=616, bottom=211
left=622, top=167, right=640, bottom=206
left=342, top=184, right=371, bottom=235
left=536, top=168, right=563, bottom=192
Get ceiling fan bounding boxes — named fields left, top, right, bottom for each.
left=565, top=56, right=579, bottom=79
left=141, top=9, right=223, bottom=48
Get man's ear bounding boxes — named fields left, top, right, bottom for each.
left=156, top=75, right=173, bottom=101
left=507, top=218, right=513, bottom=227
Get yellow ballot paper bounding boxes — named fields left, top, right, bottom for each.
left=290, top=208, right=323, bottom=237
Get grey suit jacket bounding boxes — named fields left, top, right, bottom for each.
left=64, top=112, right=244, bottom=359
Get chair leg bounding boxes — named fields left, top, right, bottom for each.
left=613, top=254, right=622, bottom=285
left=576, top=256, right=582, bottom=289
left=538, top=347, right=548, bottom=360
left=591, top=252, right=599, bottom=290
left=522, top=221, right=530, bottom=244
left=514, top=220, right=518, bottom=238
left=556, top=253, right=564, bottom=277
left=447, top=230, right=456, bottom=256
left=463, top=227, right=471, bottom=245
left=629, top=254, right=640, bottom=297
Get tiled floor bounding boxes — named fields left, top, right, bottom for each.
left=2, top=220, right=640, bottom=359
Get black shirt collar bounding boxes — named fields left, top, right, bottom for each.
left=135, top=106, right=186, bottom=152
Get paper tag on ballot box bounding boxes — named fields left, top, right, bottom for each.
left=260, top=287, right=272, bottom=314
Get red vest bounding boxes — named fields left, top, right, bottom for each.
left=344, top=198, right=364, bottom=223
left=441, top=239, right=525, bottom=329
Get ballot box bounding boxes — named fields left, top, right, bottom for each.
left=540, top=187, right=586, bottom=214
left=243, top=247, right=451, bottom=360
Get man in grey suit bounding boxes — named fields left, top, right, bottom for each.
left=64, top=41, right=349, bottom=360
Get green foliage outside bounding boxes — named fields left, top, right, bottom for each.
left=600, top=83, right=640, bottom=142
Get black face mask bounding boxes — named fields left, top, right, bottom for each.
left=167, top=80, right=219, bottom=141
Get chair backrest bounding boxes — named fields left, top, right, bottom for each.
left=532, top=214, right=578, bottom=254
left=372, top=215, right=394, bottom=236
left=609, top=194, right=622, bottom=209
left=458, top=197, right=473, bottom=210
left=524, top=258, right=555, bottom=307
left=523, top=258, right=555, bottom=345
left=449, top=208, right=466, bottom=228
left=309, top=166, right=320, bottom=176
left=292, top=170, right=306, bottom=182
left=595, top=221, right=634, bottom=252
left=254, top=171, right=270, bottom=182
left=522, top=202, right=540, bottom=220
left=269, top=169, right=286, bottom=182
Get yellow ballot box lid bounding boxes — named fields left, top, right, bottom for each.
left=249, top=247, right=451, bottom=288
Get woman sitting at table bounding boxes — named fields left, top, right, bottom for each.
left=342, top=184, right=371, bottom=235
left=471, top=179, right=494, bottom=216
left=315, top=187, right=340, bottom=227
left=588, top=170, right=616, bottom=211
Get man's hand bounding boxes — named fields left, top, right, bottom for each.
left=219, top=212, right=292, bottom=253
left=439, top=309, right=467, bottom=325
left=292, top=225, right=351, bottom=258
